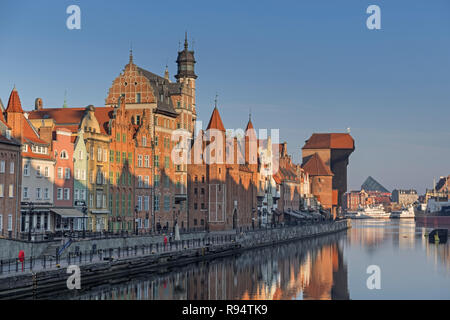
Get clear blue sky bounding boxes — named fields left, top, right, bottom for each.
left=0, top=0, right=449, bottom=194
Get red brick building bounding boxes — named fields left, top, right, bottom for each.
left=0, top=107, right=21, bottom=238
left=302, top=133, right=355, bottom=217
left=187, top=107, right=258, bottom=232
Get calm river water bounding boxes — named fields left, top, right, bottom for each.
left=57, top=220, right=450, bottom=300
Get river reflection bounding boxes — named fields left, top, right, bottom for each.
left=57, top=220, right=450, bottom=300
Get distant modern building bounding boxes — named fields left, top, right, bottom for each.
left=302, top=133, right=355, bottom=217
left=391, top=189, right=418, bottom=206
left=360, top=176, right=391, bottom=207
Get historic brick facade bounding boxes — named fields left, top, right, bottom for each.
left=0, top=126, right=22, bottom=238
left=187, top=107, right=258, bottom=232
left=302, top=133, right=355, bottom=217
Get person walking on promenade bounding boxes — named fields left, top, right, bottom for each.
left=164, top=235, right=168, bottom=251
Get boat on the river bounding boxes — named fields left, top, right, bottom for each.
left=390, top=206, right=415, bottom=219
left=415, top=198, right=450, bottom=226
left=345, top=205, right=389, bottom=219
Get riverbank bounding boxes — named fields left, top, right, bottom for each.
left=0, top=219, right=350, bottom=299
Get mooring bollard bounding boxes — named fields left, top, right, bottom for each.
left=43, top=255, right=46, bottom=268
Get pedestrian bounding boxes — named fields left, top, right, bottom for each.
left=164, top=235, right=168, bottom=251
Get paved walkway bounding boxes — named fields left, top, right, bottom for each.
left=0, top=236, right=234, bottom=278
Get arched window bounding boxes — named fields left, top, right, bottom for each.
left=60, top=150, right=68, bottom=159
left=142, top=136, right=147, bottom=147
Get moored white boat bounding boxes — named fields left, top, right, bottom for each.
left=356, top=205, right=390, bottom=219
left=390, top=206, right=415, bottom=219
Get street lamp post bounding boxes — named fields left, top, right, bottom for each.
left=135, top=205, right=139, bottom=235
left=27, top=202, right=34, bottom=242
left=82, top=203, right=87, bottom=239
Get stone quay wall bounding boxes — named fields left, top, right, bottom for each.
left=0, top=220, right=350, bottom=299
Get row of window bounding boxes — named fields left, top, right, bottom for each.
left=137, top=175, right=150, bottom=188
left=23, top=163, right=50, bottom=177
left=91, top=147, right=109, bottom=163
left=136, top=196, right=150, bottom=211
left=137, top=155, right=150, bottom=168
left=56, top=188, right=71, bottom=200
left=193, top=203, right=207, bottom=210
left=0, top=184, right=14, bottom=198
left=0, top=161, right=14, bottom=174
left=153, top=194, right=173, bottom=212
left=21, top=144, right=48, bottom=155
left=109, top=150, right=133, bottom=164
left=23, top=187, right=50, bottom=200
left=57, top=167, right=71, bottom=180
left=0, top=214, right=13, bottom=232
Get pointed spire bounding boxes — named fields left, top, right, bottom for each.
left=245, top=107, right=255, bottom=136
left=164, top=64, right=169, bottom=80
left=63, top=90, right=68, bottom=108
left=206, top=105, right=225, bottom=132
left=129, top=42, right=133, bottom=64
left=184, top=31, right=188, bottom=50
left=6, top=86, right=24, bottom=113
left=214, top=93, right=218, bottom=109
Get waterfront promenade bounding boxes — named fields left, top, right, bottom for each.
left=0, top=220, right=350, bottom=299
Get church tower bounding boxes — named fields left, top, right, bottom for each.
left=174, top=33, right=197, bottom=137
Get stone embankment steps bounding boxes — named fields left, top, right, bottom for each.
left=40, top=242, right=61, bottom=258
left=0, top=220, right=350, bottom=299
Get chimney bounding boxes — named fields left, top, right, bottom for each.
left=39, top=126, right=53, bottom=144
left=281, top=142, right=287, bottom=157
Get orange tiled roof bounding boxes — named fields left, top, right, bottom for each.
left=6, top=87, right=24, bottom=113
left=22, top=151, right=53, bottom=160
left=93, top=107, right=114, bottom=135
left=206, top=107, right=225, bottom=132
left=29, top=106, right=115, bottom=135
left=303, top=133, right=354, bottom=150
left=302, top=153, right=333, bottom=176
left=22, top=115, right=48, bottom=144
left=28, top=107, right=85, bottom=124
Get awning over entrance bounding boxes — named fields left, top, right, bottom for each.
left=285, top=211, right=307, bottom=220
left=50, top=208, right=84, bottom=218
left=298, top=210, right=324, bottom=220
